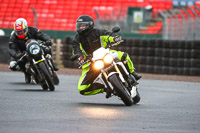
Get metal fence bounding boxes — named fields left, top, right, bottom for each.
left=155, top=6, right=200, bottom=40
left=95, top=5, right=200, bottom=41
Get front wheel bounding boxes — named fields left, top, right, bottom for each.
left=108, top=74, right=133, bottom=106
left=38, top=62, right=55, bottom=91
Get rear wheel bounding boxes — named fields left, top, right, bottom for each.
left=38, top=62, right=55, bottom=91
left=108, top=74, right=133, bottom=106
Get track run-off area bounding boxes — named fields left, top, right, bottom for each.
left=0, top=69, right=200, bottom=133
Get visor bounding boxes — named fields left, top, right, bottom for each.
left=76, top=22, right=90, bottom=30
left=15, top=28, right=26, bottom=35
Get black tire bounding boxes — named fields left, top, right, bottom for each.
left=53, top=72, right=59, bottom=85
left=41, top=83, right=48, bottom=91
left=108, top=74, right=133, bottom=106
left=38, top=62, right=55, bottom=91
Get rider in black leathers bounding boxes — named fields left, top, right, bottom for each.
left=8, top=18, right=58, bottom=83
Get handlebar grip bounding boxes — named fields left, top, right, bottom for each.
left=17, top=52, right=27, bottom=63
left=109, top=40, right=124, bottom=47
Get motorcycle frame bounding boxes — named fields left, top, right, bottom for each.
left=26, top=50, right=54, bottom=82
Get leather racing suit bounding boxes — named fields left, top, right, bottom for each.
left=72, top=28, right=135, bottom=96
left=9, top=27, right=52, bottom=71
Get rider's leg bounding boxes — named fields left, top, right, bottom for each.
left=110, top=49, right=142, bottom=80
left=19, top=59, right=31, bottom=84
left=120, top=52, right=141, bottom=80
left=110, top=50, right=139, bottom=97
left=78, top=64, right=105, bottom=96
left=44, top=46, right=59, bottom=71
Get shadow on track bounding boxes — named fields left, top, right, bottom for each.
left=7, top=82, right=45, bottom=92
left=10, top=82, right=37, bottom=86
left=8, top=82, right=58, bottom=92
left=13, top=89, right=45, bottom=92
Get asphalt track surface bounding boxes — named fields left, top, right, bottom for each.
left=0, top=70, right=200, bottom=133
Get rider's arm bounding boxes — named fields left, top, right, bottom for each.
left=99, top=29, right=121, bottom=48
left=71, top=35, right=84, bottom=58
left=31, top=27, right=52, bottom=46
left=8, top=32, right=21, bottom=58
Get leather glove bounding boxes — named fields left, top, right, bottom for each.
left=113, top=36, right=121, bottom=43
left=45, top=41, right=52, bottom=46
left=77, top=56, right=85, bottom=65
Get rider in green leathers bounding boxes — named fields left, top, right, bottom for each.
left=71, top=15, right=141, bottom=98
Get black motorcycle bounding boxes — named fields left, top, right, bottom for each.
left=17, top=39, right=59, bottom=91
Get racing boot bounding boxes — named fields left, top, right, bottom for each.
left=127, top=74, right=138, bottom=87
left=127, top=74, right=139, bottom=98
left=52, top=63, right=59, bottom=71
left=46, top=53, right=59, bottom=71
left=24, top=72, right=31, bottom=84
left=50, top=59, right=59, bottom=71
left=132, top=72, right=142, bottom=80
left=130, top=85, right=138, bottom=98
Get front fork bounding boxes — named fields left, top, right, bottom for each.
left=32, top=55, right=52, bottom=82
left=101, top=61, right=130, bottom=92
left=103, top=62, right=129, bottom=81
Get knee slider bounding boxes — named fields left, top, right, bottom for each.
left=79, top=90, right=85, bottom=95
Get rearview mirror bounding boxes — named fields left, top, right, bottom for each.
left=112, top=27, right=120, bottom=33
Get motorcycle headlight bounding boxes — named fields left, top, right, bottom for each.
left=29, top=44, right=40, bottom=55
left=103, top=54, right=113, bottom=64
left=94, top=60, right=104, bottom=70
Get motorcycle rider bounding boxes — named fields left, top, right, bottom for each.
left=72, top=15, right=142, bottom=98
left=8, top=18, right=59, bottom=83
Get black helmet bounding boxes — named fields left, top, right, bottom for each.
left=76, top=15, right=94, bottom=34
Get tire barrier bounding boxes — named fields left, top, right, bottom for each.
left=62, top=37, right=200, bottom=76
left=60, top=37, right=79, bottom=68
left=0, top=36, right=10, bottom=64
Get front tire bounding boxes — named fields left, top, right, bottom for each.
left=108, top=74, right=133, bottom=106
left=38, top=62, right=55, bottom=91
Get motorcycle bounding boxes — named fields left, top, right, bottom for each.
left=71, top=27, right=140, bottom=106
left=15, top=39, right=59, bottom=91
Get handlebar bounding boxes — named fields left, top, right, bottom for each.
left=70, top=54, right=92, bottom=68
left=17, top=52, right=27, bottom=63
left=71, top=26, right=122, bottom=68
left=108, top=40, right=124, bottom=47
